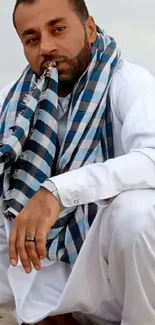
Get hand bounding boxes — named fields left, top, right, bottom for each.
left=9, top=187, right=61, bottom=273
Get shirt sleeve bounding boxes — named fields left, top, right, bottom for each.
left=42, top=66, right=155, bottom=208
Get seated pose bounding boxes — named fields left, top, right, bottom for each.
left=0, top=0, right=155, bottom=324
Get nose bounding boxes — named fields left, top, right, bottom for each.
left=39, top=32, right=58, bottom=56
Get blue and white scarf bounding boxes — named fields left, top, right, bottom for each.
left=0, top=30, right=120, bottom=264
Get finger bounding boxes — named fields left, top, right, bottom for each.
left=25, top=228, right=41, bottom=271
left=16, top=228, right=32, bottom=274
left=35, top=223, right=48, bottom=260
left=9, top=223, right=18, bottom=267
left=25, top=242, right=41, bottom=271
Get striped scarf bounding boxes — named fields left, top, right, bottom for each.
left=0, top=30, right=120, bottom=264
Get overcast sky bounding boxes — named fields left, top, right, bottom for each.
left=0, top=0, right=155, bottom=89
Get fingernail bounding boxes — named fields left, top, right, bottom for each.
left=40, top=255, right=44, bottom=260
left=11, top=259, right=17, bottom=266
left=35, top=265, right=41, bottom=271
left=25, top=268, right=31, bottom=274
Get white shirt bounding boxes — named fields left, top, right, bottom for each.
left=1, top=59, right=155, bottom=208
left=58, top=95, right=70, bottom=145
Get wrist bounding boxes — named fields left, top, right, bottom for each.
left=41, top=180, right=64, bottom=211
left=40, top=187, right=61, bottom=214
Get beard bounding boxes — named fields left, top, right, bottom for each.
left=39, top=35, right=92, bottom=95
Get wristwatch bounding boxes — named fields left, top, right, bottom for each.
left=42, top=180, right=64, bottom=211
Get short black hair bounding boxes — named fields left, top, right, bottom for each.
left=13, top=0, right=89, bottom=28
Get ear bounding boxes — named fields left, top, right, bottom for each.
left=85, top=16, right=97, bottom=45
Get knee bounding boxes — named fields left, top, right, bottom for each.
left=107, top=189, right=155, bottom=249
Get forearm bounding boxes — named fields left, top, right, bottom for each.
left=42, top=148, right=155, bottom=208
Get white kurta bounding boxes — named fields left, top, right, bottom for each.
left=1, top=60, right=155, bottom=325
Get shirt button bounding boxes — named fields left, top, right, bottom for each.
left=74, top=200, right=79, bottom=205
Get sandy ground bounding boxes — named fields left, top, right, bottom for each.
left=0, top=309, right=17, bottom=325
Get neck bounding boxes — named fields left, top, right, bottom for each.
left=58, top=66, right=90, bottom=97
left=58, top=83, right=74, bottom=97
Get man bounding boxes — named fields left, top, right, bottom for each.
left=1, top=0, right=155, bottom=324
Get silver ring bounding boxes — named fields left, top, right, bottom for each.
left=25, top=237, right=36, bottom=243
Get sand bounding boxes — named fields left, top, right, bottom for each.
left=0, top=309, right=17, bottom=325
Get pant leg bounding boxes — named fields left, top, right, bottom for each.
left=3, top=188, right=155, bottom=325
left=99, top=189, right=155, bottom=325
left=0, top=216, right=14, bottom=308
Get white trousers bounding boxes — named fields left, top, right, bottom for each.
left=1, top=189, right=155, bottom=325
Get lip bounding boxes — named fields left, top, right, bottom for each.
left=39, top=60, right=67, bottom=75
left=43, top=61, right=55, bottom=68
left=42, top=60, right=65, bottom=69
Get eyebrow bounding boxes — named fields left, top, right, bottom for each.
left=47, top=17, right=66, bottom=27
left=21, top=17, right=66, bottom=38
left=22, top=28, right=36, bottom=38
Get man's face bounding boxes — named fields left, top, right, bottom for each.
left=15, top=0, right=97, bottom=91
